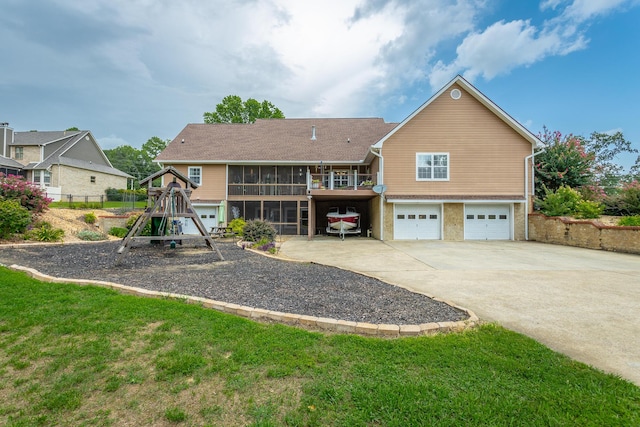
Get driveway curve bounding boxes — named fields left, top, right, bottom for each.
left=279, top=237, right=640, bottom=386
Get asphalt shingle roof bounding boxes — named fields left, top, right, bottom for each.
left=156, top=118, right=398, bottom=163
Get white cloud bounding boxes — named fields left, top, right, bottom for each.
left=425, top=0, right=640, bottom=90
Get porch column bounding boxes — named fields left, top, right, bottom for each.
left=307, top=196, right=315, bottom=240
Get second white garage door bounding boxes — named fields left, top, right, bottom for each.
left=394, top=204, right=441, bottom=240
left=464, top=204, right=511, bottom=240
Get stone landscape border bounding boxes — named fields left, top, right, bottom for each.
left=7, top=263, right=478, bottom=338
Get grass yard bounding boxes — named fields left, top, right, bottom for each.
left=1, top=267, right=638, bottom=426
left=48, top=200, right=147, bottom=210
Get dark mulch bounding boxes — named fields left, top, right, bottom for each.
left=0, top=240, right=467, bottom=325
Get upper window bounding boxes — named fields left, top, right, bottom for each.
left=188, top=166, right=202, bottom=185
left=14, top=146, right=24, bottom=160
left=416, top=153, right=449, bottom=181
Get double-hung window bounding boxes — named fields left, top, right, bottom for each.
left=188, top=166, right=202, bottom=185
left=416, top=153, right=449, bottom=181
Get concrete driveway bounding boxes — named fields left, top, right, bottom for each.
left=278, top=237, right=640, bottom=386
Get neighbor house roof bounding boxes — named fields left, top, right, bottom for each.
left=373, top=75, right=544, bottom=150
left=0, top=155, right=24, bottom=169
left=156, top=118, right=398, bottom=164
left=12, top=130, right=79, bottom=146
left=12, top=130, right=131, bottom=178
left=23, top=156, right=132, bottom=178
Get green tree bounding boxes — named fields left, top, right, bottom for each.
left=203, top=95, right=284, bottom=124
left=141, top=136, right=169, bottom=159
left=583, top=131, right=638, bottom=191
left=535, top=128, right=595, bottom=198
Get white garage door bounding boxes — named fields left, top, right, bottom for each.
left=464, top=204, right=511, bottom=240
left=182, top=206, right=218, bottom=235
left=394, top=204, right=441, bottom=240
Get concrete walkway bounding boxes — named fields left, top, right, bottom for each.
left=278, top=237, right=640, bottom=386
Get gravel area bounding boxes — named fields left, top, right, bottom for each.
left=0, top=240, right=467, bottom=325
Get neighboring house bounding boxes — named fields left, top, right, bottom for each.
left=0, top=123, right=131, bottom=201
left=156, top=75, right=543, bottom=240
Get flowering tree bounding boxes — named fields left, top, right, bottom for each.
left=534, top=128, right=595, bottom=199
left=0, top=173, right=52, bottom=215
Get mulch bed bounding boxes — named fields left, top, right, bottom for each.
left=0, top=240, right=467, bottom=325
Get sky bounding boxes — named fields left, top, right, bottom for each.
left=1, top=0, right=639, bottom=170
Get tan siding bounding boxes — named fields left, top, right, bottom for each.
left=168, top=164, right=227, bottom=200
left=382, top=83, right=531, bottom=197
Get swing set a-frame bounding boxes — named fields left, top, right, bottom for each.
left=115, top=166, right=223, bottom=263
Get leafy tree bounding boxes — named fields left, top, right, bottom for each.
left=142, top=136, right=169, bottom=159
left=66, top=126, right=80, bottom=131
left=582, top=131, right=638, bottom=191
left=203, top=95, right=284, bottom=124
left=535, top=128, right=595, bottom=198
left=104, top=136, right=168, bottom=187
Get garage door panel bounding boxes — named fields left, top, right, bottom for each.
left=465, top=204, right=510, bottom=240
left=394, top=204, right=441, bottom=240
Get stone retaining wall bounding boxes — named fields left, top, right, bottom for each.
left=99, top=215, right=129, bottom=232
left=528, top=213, right=640, bottom=254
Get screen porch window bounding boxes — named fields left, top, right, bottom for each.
left=416, top=153, right=449, bottom=181
left=188, top=167, right=202, bottom=185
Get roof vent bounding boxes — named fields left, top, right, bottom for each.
left=311, top=125, right=316, bottom=141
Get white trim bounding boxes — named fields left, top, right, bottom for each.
left=188, top=166, right=202, bottom=185
left=416, top=152, right=449, bottom=181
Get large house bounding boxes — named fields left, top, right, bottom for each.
left=0, top=124, right=131, bottom=201
left=156, top=75, right=543, bottom=240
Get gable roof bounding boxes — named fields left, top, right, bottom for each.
left=0, top=155, right=24, bottom=169
left=373, top=75, right=543, bottom=149
left=11, top=130, right=130, bottom=177
left=12, top=130, right=79, bottom=146
left=156, top=118, right=398, bottom=164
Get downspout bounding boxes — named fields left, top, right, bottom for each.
left=524, top=148, right=545, bottom=240
left=369, top=147, right=384, bottom=240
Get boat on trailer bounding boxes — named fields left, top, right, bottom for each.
left=326, top=207, right=361, bottom=239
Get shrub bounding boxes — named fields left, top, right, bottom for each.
left=84, top=212, right=97, bottom=224
left=574, top=200, right=604, bottom=219
left=228, top=217, right=246, bottom=236
left=108, top=227, right=129, bottom=238
left=125, top=214, right=151, bottom=235
left=538, top=185, right=582, bottom=217
left=252, top=237, right=277, bottom=254
left=26, top=222, right=65, bottom=242
left=105, top=187, right=146, bottom=202
left=0, top=199, right=32, bottom=239
left=77, top=230, right=108, bottom=241
left=618, top=216, right=640, bottom=226
left=241, top=220, right=276, bottom=243
left=0, top=173, right=51, bottom=215
left=618, top=181, right=640, bottom=215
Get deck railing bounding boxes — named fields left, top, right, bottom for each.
left=308, top=172, right=375, bottom=190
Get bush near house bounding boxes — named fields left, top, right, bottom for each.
left=0, top=173, right=51, bottom=215
left=0, top=199, right=32, bottom=239
left=241, top=220, right=276, bottom=243
left=108, top=227, right=129, bottom=238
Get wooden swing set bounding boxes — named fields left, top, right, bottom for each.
left=115, top=166, right=223, bottom=263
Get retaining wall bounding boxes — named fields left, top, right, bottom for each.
left=528, top=213, right=640, bottom=254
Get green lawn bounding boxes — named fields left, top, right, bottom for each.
left=48, top=200, right=147, bottom=209
left=1, top=267, right=638, bottom=426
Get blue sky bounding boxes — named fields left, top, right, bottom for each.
left=1, top=0, right=639, bottom=170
